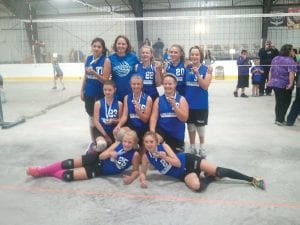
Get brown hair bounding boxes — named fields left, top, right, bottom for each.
left=189, top=46, right=204, bottom=63
left=113, top=35, right=132, bottom=54
left=143, top=131, right=158, bottom=143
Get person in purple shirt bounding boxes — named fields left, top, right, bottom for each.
left=267, top=44, right=296, bottom=126
left=234, top=50, right=252, bottom=98
left=258, top=40, right=279, bottom=96
left=286, top=49, right=300, bottom=126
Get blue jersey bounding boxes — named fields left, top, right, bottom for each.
left=127, top=92, right=149, bottom=131
left=251, top=66, right=263, bottom=83
left=146, top=144, right=185, bottom=179
left=157, top=94, right=185, bottom=141
left=101, top=143, right=135, bottom=175
left=136, top=63, right=158, bottom=97
left=84, top=54, right=106, bottom=98
left=109, top=52, right=139, bottom=100
left=99, top=97, right=119, bottom=133
left=185, top=64, right=209, bottom=109
left=165, top=61, right=186, bottom=95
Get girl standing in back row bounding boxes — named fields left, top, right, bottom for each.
left=185, top=46, right=212, bottom=157
left=165, top=44, right=186, bottom=95
left=135, top=45, right=162, bottom=100
left=81, top=38, right=110, bottom=149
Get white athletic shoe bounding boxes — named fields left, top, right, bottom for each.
left=197, top=147, right=207, bottom=158
left=188, top=146, right=197, bottom=154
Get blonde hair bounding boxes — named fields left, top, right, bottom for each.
left=143, top=131, right=158, bottom=144
left=170, top=44, right=185, bottom=62
left=122, top=130, right=139, bottom=149
left=140, top=45, right=154, bottom=63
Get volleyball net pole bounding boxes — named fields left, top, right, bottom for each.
left=0, top=95, right=26, bottom=129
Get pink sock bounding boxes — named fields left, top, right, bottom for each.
left=38, top=161, right=62, bottom=176
left=53, top=170, right=65, bottom=179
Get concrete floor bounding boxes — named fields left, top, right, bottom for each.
left=0, top=80, right=299, bottom=225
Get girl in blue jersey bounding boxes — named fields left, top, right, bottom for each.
left=164, top=44, right=186, bottom=95
left=250, top=59, right=264, bottom=97
left=26, top=130, right=140, bottom=184
left=81, top=38, right=110, bottom=147
left=90, top=80, right=123, bottom=154
left=103, top=35, right=139, bottom=101
left=150, top=73, right=189, bottom=153
left=185, top=46, right=213, bottom=158
left=135, top=45, right=162, bottom=100
left=138, top=131, right=266, bottom=192
left=113, top=75, right=153, bottom=149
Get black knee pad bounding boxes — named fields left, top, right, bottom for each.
left=62, top=170, right=74, bottom=182
left=61, top=159, right=74, bottom=169
left=216, top=167, right=231, bottom=178
left=216, top=167, right=224, bottom=177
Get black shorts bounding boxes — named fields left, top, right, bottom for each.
left=55, top=73, right=63, bottom=78
left=94, top=128, right=115, bottom=142
left=156, top=127, right=184, bottom=153
left=84, top=95, right=102, bottom=117
left=81, top=154, right=103, bottom=178
left=252, top=80, right=260, bottom=85
left=237, top=75, right=249, bottom=88
left=187, top=109, right=208, bottom=126
left=181, top=153, right=205, bottom=181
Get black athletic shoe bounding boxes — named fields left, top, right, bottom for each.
left=233, top=91, right=238, bottom=97
left=240, top=93, right=248, bottom=98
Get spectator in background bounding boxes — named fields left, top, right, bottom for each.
left=203, top=50, right=216, bottom=66
left=250, top=59, right=264, bottom=97
left=234, top=50, right=251, bottom=98
left=69, top=48, right=76, bottom=62
left=69, top=48, right=86, bottom=62
left=267, top=44, right=296, bottom=126
left=40, top=41, right=46, bottom=63
left=152, top=38, right=164, bottom=60
left=52, top=57, right=65, bottom=90
left=286, top=48, right=300, bottom=126
left=162, top=48, right=170, bottom=63
left=258, top=40, right=279, bottom=96
left=0, top=73, right=6, bottom=104
left=33, top=40, right=42, bottom=63
left=143, top=38, right=152, bottom=47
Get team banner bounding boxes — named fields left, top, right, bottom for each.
left=268, top=11, right=287, bottom=27
left=287, top=7, right=300, bottom=29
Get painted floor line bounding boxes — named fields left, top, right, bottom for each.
left=0, top=184, right=299, bottom=209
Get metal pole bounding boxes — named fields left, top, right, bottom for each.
left=0, top=95, right=3, bottom=124
left=26, top=0, right=36, bottom=63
